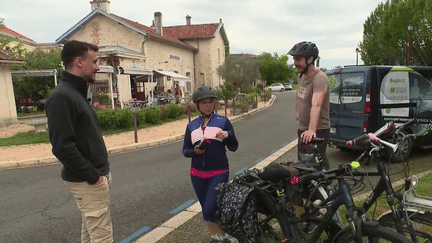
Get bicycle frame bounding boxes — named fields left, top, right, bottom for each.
left=287, top=176, right=358, bottom=243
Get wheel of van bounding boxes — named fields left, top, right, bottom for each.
left=387, top=130, right=413, bottom=163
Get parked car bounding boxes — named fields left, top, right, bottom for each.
left=326, top=65, right=432, bottom=162
left=267, top=83, right=285, bottom=92
left=283, top=83, right=293, bottom=90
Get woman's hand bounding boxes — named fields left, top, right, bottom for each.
left=194, top=145, right=205, bottom=154
left=216, top=131, right=228, bottom=140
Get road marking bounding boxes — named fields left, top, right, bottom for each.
left=119, top=226, right=152, bottom=243
left=170, top=199, right=196, bottom=215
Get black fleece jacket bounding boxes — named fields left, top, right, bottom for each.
left=46, top=71, right=109, bottom=184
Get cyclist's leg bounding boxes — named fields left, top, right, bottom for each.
left=316, top=129, right=330, bottom=169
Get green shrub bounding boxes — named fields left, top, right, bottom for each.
left=97, top=109, right=117, bottom=130
left=136, top=109, right=147, bottom=125
left=265, top=89, right=272, bottom=100
left=188, top=103, right=197, bottom=113
left=114, top=109, right=133, bottom=129
left=159, top=105, right=170, bottom=120
left=145, top=106, right=161, bottom=124
left=179, top=104, right=187, bottom=116
left=236, top=102, right=249, bottom=113
left=166, top=103, right=180, bottom=118
left=94, top=92, right=112, bottom=105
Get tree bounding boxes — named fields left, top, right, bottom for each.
left=215, top=81, right=236, bottom=116
left=258, top=52, right=296, bottom=85
left=217, top=54, right=262, bottom=92
left=359, top=0, right=432, bottom=66
left=13, top=48, right=62, bottom=104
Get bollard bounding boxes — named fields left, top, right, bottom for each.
left=188, top=104, right=191, bottom=122
left=133, top=109, right=138, bottom=143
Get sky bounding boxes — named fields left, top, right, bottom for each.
left=0, top=0, right=386, bottom=69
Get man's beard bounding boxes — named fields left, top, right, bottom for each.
left=85, top=74, right=97, bottom=84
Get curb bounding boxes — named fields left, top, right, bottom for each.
left=0, top=95, right=276, bottom=171
left=135, top=138, right=298, bottom=243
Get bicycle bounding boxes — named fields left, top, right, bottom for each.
left=230, top=159, right=412, bottom=243
left=344, top=119, right=432, bottom=242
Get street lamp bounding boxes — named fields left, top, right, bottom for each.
left=407, top=22, right=413, bottom=66
left=356, top=48, right=359, bottom=66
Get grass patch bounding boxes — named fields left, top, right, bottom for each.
left=0, top=131, right=50, bottom=146
left=0, top=111, right=200, bottom=147
left=17, top=110, right=44, bottom=117
left=337, top=171, right=432, bottom=223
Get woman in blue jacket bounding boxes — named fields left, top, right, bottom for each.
left=183, top=86, right=238, bottom=243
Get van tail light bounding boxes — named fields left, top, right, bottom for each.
left=364, top=87, right=372, bottom=115
left=364, top=86, right=373, bottom=132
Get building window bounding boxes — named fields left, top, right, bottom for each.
left=186, top=72, right=191, bottom=77
left=218, top=48, right=221, bottom=62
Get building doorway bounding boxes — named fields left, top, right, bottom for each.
left=131, top=75, right=147, bottom=101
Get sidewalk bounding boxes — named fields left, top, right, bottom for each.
left=0, top=96, right=275, bottom=171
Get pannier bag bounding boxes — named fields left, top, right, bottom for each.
left=215, top=169, right=259, bottom=240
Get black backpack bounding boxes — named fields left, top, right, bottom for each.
left=215, top=170, right=258, bottom=240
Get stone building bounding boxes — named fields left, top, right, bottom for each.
left=0, top=49, right=24, bottom=128
left=56, top=0, right=229, bottom=107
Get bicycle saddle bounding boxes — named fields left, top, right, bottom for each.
left=258, top=163, right=300, bottom=183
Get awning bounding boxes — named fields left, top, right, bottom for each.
left=11, top=69, right=57, bottom=78
left=122, top=68, right=153, bottom=75
left=98, top=65, right=114, bottom=73
left=11, top=69, right=59, bottom=85
left=154, top=70, right=191, bottom=80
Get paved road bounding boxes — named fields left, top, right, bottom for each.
left=0, top=91, right=298, bottom=242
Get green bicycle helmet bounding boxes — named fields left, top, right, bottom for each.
left=192, top=86, right=217, bottom=103
left=288, top=41, right=319, bottom=61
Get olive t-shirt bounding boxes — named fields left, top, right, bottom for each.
left=295, top=69, right=330, bottom=131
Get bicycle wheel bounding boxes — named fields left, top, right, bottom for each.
left=311, top=183, right=344, bottom=226
left=292, top=217, right=342, bottom=243
left=335, top=222, right=412, bottom=243
left=379, top=211, right=432, bottom=243
left=252, top=192, right=292, bottom=243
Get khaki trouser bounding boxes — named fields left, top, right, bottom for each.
left=64, top=173, right=113, bottom=243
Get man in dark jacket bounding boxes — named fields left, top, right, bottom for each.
left=45, top=40, right=113, bottom=243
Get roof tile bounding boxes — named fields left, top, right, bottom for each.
left=0, top=49, right=22, bottom=62
left=163, top=24, right=220, bottom=39
left=0, top=27, right=34, bottom=43
left=110, top=14, right=197, bottom=50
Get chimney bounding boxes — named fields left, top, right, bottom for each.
left=154, top=12, right=163, bottom=36
left=186, top=15, right=191, bottom=25
left=90, top=0, right=110, bottom=13
left=220, top=18, right=223, bottom=23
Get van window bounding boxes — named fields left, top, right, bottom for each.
left=340, top=72, right=365, bottom=104
left=329, top=74, right=341, bottom=104
left=411, top=71, right=432, bottom=118
left=380, top=68, right=432, bottom=119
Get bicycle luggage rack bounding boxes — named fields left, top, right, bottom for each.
left=404, top=189, right=432, bottom=212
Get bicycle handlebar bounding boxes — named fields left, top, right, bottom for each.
left=299, top=162, right=354, bottom=185
left=347, top=119, right=417, bottom=148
